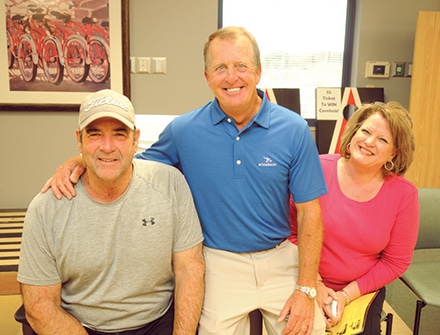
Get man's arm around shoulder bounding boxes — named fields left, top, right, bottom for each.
left=41, top=155, right=85, bottom=200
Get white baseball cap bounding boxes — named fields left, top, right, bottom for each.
left=79, top=89, right=135, bottom=130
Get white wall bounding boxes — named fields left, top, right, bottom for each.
left=136, top=114, right=177, bottom=151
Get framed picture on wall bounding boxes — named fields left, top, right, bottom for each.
left=0, top=0, right=129, bottom=111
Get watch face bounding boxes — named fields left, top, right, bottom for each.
left=295, top=284, right=317, bottom=299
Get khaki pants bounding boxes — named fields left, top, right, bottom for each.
left=199, top=240, right=325, bottom=335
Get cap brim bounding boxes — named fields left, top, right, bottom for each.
left=79, top=112, right=135, bottom=130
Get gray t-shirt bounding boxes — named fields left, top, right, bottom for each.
left=18, top=159, right=203, bottom=332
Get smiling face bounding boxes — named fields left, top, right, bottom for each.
left=348, top=113, right=397, bottom=171
left=77, top=117, right=139, bottom=186
left=204, top=36, right=262, bottom=116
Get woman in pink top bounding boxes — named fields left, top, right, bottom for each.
left=290, top=101, right=419, bottom=334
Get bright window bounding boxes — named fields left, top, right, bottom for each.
left=221, top=0, right=348, bottom=119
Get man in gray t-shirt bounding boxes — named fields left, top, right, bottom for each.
left=18, top=90, right=204, bottom=335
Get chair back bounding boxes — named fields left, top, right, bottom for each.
left=416, top=188, right=440, bottom=250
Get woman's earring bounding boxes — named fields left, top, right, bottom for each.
left=384, top=160, right=394, bottom=171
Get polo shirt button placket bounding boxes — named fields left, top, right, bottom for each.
left=233, top=129, right=243, bottom=177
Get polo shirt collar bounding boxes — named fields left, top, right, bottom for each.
left=211, top=89, right=270, bottom=129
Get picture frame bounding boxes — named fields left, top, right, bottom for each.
left=0, top=0, right=130, bottom=112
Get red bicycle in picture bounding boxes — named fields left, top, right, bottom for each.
left=80, top=16, right=110, bottom=84
left=6, top=12, right=27, bottom=70
left=7, top=0, right=111, bottom=85
left=46, top=9, right=89, bottom=83
left=17, top=7, right=64, bottom=84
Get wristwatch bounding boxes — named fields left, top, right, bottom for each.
left=295, top=284, right=317, bottom=299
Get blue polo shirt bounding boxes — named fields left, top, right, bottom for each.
left=137, top=89, right=327, bottom=252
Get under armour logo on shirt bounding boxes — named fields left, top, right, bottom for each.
left=142, top=217, right=155, bottom=226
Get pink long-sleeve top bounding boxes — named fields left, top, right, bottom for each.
left=289, top=154, right=419, bottom=295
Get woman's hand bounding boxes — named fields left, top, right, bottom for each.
left=317, top=284, right=344, bottom=329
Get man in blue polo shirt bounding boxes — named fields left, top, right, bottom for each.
left=44, top=27, right=327, bottom=335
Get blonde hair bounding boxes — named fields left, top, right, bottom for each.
left=203, top=26, right=261, bottom=71
left=340, top=101, right=415, bottom=176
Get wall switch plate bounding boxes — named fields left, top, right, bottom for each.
left=152, top=57, right=167, bottom=74
left=130, top=56, right=136, bottom=73
left=404, top=62, right=413, bottom=77
left=138, top=57, right=151, bottom=73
